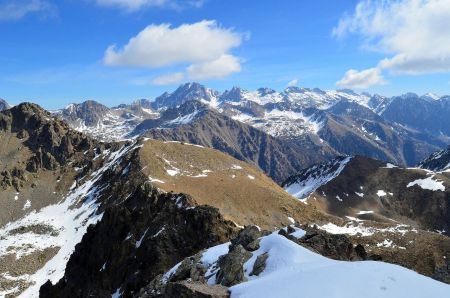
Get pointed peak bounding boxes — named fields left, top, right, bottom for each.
left=0, top=98, right=11, bottom=111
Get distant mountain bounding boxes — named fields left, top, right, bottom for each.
left=221, top=91, right=445, bottom=165
left=0, top=98, right=10, bottom=111
left=381, top=93, right=450, bottom=137
left=53, top=99, right=158, bottom=141
left=151, top=82, right=219, bottom=109
left=132, top=101, right=336, bottom=183
left=46, top=83, right=450, bottom=167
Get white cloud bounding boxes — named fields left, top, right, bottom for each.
left=104, top=20, right=244, bottom=83
left=151, top=72, right=185, bottom=85
left=0, top=0, right=54, bottom=21
left=334, top=0, right=450, bottom=76
left=287, top=79, right=298, bottom=87
left=96, top=0, right=204, bottom=11
left=336, top=67, right=386, bottom=89
left=187, top=54, right=241, bottom=80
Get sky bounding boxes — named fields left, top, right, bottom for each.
left=1, top=0, right=450, bottom=109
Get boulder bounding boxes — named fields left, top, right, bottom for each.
left=250, top=252, right=268, bottom=276
left=163, top=281, right=229, bottom=298
left=216, top=244, right=251, bottom=286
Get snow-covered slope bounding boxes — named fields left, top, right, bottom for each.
left=0, top=141, right=141, bottom=297
left=163, top=229, right=450, bottom=298
left=419, top=146, right=450, bottom=172
left=283, top=156, right=352, bottom=200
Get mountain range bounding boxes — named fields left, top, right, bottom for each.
left=39, top=82, right=450, bottom=172
left=1, top=87, right=450, bottom=297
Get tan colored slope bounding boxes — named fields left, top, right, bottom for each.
left=139, top=139, right=337, bottom=229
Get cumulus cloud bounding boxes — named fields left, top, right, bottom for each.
left=187, top=54, right=241, bottom=80
left=334, top=0, right=450, bottom=88
left=336, top=68, right=386, bottom=89
left=0, top=0, right=55, bottom=21
left=287, top=79, right=298, bottom=87
left=151, top=72, right=185, bottom=85
left=104, top=20, right=244, bottom=84
left=96, top=0, right=204, bottom=11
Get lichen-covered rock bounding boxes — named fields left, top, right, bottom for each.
left=216, top=244, right=252, bottom=286
left=162, top=281, right=229, bottom=298
left=295, top=225, right=367, bottom=261
left=230, top=225, right=268, bottom=252
left=250, top=252, right=268, bottom=276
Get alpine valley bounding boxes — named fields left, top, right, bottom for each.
left=1, top=83, right=450, bottom=298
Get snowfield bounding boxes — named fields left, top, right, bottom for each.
left=164, top=229, right=449, bottom=298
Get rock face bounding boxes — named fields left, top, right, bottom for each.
left=1, top=103, right=97, bottom=173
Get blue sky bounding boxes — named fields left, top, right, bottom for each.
left=1, top=0, right=449, bottom=109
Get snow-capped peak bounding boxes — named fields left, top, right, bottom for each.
left=422, top=92, right=441, bottom=101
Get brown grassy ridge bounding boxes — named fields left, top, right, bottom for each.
left=138, top=139, right=339, bottom=230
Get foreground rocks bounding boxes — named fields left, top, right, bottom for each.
left=40, top=184, right=238, bottom=298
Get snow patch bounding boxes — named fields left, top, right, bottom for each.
left=407, top=176, right=445, bottom=191
left=377, top=190, right=387, bottom=197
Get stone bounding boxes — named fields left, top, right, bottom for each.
left=163, top=281, right=229, bottom=298
left=216, top=244, right=251, bottom=286
left=230, top=225, right=267, bottom=252
left=250, top=252, right=268, bottom=276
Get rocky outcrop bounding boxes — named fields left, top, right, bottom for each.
left=162, top=281, right=229, bottom=298
left=291, top=225, right=369, bottom=261
left=40, top=184, right=238, bottom=298
left=0, top=103, right=98, bottom=175
left=215, top=245, right=252, bottom=286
